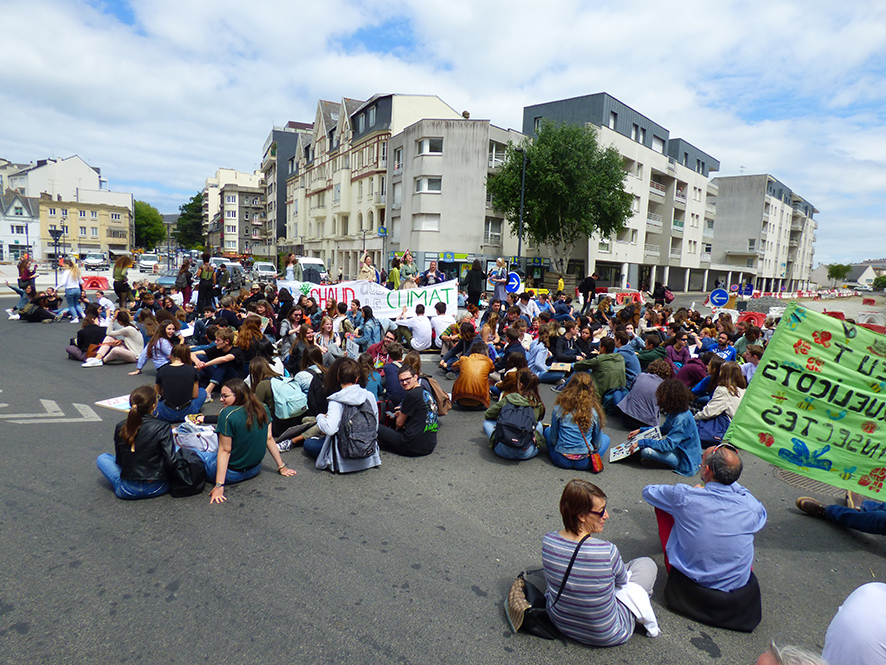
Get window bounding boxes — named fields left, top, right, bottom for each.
left=631, top=124, right=639, bottom=141
left=11, top=225, right=25, bottom=234
left=380, top=141, right=387, bottom=163
left=703, top=243, right=712, bottom=254
left=91, top=227, right=98, bottom=237
left=393, top=147, right=403, bottom=170
left=61, top=225, right=68, bottom=234
left=226, top=210, right=236, bottom=218
left=14, top=206, right=23, bottom=216
left=225, top=240, right=236, bottom=249
left=746, top=258, right=755, bottom=268
left=111, top=213, right=121, bottom=221
left=413, top=213, right=440, bottom=231
left=79, top=226, right=87, bottom=236
left=252, top=198, right=259, bottom=205
left=599, top=240, right=611, bottom=253
left=484, top=217, right=502, bottom=244
left=368, top=177, right=373, bottom=195
left=748, top=238, right=756, bottom=252
left=61, top=209, right=68, bottom=218
left=358, top=113, right=365, bottom=133
left=358, top=181, right=363, bottom=199
left=636, top=163, right=643, bottom=180
left=368, top=106, right=376, bottom=126
left=534, top=116, right=543, bottom=133
left=639, top=128, right=646, bottom=143
left=414, top=177, right=442, bottom=193
left=631, top=229, right=638, bottom=245
left=77, top=210, right=85, bottom=218
left=416, top=138, right=443, bottom=155
left=652, top=135, right=665, bottom=154
left=49, top=208, right=56, bottom=216
left=225, top=224, right=236, bottom=233
left=631, top=196, right=640, bottom=213
left=225, top=195, right=236, bottom=203
left=91, top=210, right=97, bottom=218
left=609, top=111, right=617, bottom=130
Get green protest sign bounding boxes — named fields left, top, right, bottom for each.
left=725, top=301, right=886, bottom=500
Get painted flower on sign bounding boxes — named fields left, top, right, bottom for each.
left=793, top=339, right=811, bottom=355
left=758, top=432, right=775, bottom=447
left=811, top=330, right=832, bottom=347
left=862, top=421, right=878, bottom=434
left=806, top=357, right=824, bottom=373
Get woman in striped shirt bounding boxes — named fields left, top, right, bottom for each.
left=542, top=480, right=657, bottom=646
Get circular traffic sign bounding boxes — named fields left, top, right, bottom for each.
left=710, top=288, right=729, bottom=307
left=506, top=271, right=522, bottom=293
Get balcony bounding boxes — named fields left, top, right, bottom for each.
left=791, top=220, right=804, bottom=231
left=649, top=181, right=667, bottom=199
left=669, top=249, right=682, bottom=259
left=788, top=238, right=799, bottom=248
left=812, top=234, right=817, bottom=243
left=725, top=248, right=757, bottom=256
left=646, top=212, right=663, bottom=232
left=393, top=161, right=403, bottom=175
left=671, top=219, right=684, bottom=237
left=760, top=229, right=767, bottom=241
left=309, top=204, right=326, bottom=218
left=374, top=192, right=386, bottom=205
left=700, top=251, right=712, bottom=262
left=391, top=199, right=402, bottom=210
left=483, top=233, right=502, bottom=247
left=705, top=203, right=716, bottom=215
left=675, top=190, right=687, bottom=204
left=644, top=244, right=660, bottom=257
left=706, top=181, right=718, bottom=195
left=702, top=225, right=714, bottom=238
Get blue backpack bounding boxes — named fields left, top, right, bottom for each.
left=270, top=376, right=308, bottom=420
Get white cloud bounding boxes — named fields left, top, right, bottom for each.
left=0, top=0, right=883, bottom=262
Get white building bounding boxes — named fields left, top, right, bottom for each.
left=712, top=175, right=817, bottom=292
left=286, top=94, right=525, bottom=280
left=0, top=191, right=40, bottom=261
left=201, top=168, right=263, bottom=256
left=523, top=93, right=729, bottom=292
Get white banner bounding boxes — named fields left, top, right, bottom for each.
left=276, top=279, right=459, bottom=319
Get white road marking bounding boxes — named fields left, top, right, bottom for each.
left=9, top=403, right=102, bottom=425
left=0, top=399, right=64, bottom=419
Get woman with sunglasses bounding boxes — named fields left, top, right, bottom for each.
left=543, top=479, right=658, bottom=646
left=197, top=379, right=296, bottom=504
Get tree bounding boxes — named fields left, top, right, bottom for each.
left=175, top=191, right=204, bottom=249
left=826, top=263, right=852, bottom=288
left=486, top=121, right=633, bottom=276
left=872, top=275, right=886, bottom=290
left=134, top=200, right=165, bottom=249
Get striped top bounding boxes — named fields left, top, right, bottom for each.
left=542, top=531, right=634, bottom=646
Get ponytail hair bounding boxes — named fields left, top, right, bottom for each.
left=119, top=385, right=157, bottom=452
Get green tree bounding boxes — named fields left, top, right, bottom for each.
left=872, top=274, right=886, bottom=290
left=134, top=200, right=165, bottom=249
left=826, top=263, right=852, bottom=288
left=174, top=191, right=204, bottom=249
left=486, top=121, right=633, bottom=276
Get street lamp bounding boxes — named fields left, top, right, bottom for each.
left=514, top=146, right=528, bottom=276
left=48, top=229, right=63, bottom=287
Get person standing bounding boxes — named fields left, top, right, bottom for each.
left=112, top=255, right=135, bottom=309
left=196, top=253, right=216, bottom=311
left=490, top=257, right=508, bottom=303
left=17, top=254, right=37, bottom=292
left=59, top=258, right=85, bottom=323
left=579, top=272, right=597, bottom=315
left=358, top=251, right=377, bottom=282
left=461, top=259, right=486, bottom=308
left=175, top=259, right=193, bottom=307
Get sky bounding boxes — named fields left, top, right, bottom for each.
left=1, top=0, right=885, bottom=265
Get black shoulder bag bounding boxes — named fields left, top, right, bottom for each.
left=505, top=534, right=591, bottom=640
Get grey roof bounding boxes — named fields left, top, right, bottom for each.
left=318, top=100, right=341, bottom=132
left=342, top=97, right=364, bottom=117
left=351, top=93, right=391, bottom=117
left=0, top=191, right=39, bottom=217
left=846, top=265, right=872, bottom=282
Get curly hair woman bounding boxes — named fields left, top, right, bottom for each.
left=545, top=372, right=611, bottom=470
left=628, top=379, right=701, bottom=476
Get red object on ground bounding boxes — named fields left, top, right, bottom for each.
left=654, top=507, right=674, bottom=573
left=81, top=276, right=109, bottom=291
left=862, top=298, right=876, bottom=306
left=859, top=323, right=886, bottom=335
left=738, top=312, right=766, bottom=327
left=824, top=310, right=845, bottom=320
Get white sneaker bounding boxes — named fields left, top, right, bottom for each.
left=70, top=318, right=79, bottom=324
left=82, top=357, right=103, bottom=367
left=8, top=313, right=20, bottom=320
left=4, top=308, right=12, bottom=316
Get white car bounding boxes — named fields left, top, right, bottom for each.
left=252, top=261, right=278, bottom=283
left=138, top=253, right=160, bottom=273
left=83, top=253, right=108, bottom=271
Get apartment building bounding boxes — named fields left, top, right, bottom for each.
left=711, top=175, right=817, bottom=292
left=201, top=168, right=263, bottom=241
left=37, top=192, right=132, bottom=258
left=285, top=94, right=524, bottom=280
left=206, top=182, right=265, bottom=256
left=523, top=93, right=730, bottom=292
left=0, top=191, right=40, bottom=261
left=259, top=123, right=312, bottom=259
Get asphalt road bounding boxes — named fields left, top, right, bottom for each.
left=1, top=297, right=884, bottom=665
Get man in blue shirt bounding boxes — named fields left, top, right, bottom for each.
left=642, top=443, right=767, bottom=630
left=712, top=331, right=737, bottom=362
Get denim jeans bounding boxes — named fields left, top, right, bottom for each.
left=65, top=287, right=84, bottom=319
left=545, top=431, right=611, bottom=469
left=154, top=388, right=207, bottom=423
left=304, top=436, right=324, bottom=459
left=826, top=501, right=886, bottom=535
left=195, top=450, right=262, bottom=484
left=536, top=370, right=565, bottom=384
left=96, top=453, right=169, bottom=500
left=206, top=362, right=241, bottom=388
left=640, top=446, right=682, bottom=471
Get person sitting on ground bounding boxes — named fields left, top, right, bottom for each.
left=712, top=331, right=737, bottom=362
left=741, top=344, right=764, bottom=383
left=440, top=321, right=478, bottom=373
left=249, top=356, right=304, bottom=438
left=358, top=352, right=383, bottom=401
left=642, top=443, right=767, bottom=632
left=380, top=342, right=407, bottom=407
left=528, top=324, right=565, bottom=384
left=303, top=357, right=382, bottom=473
left=796, top=490, right=886, bottom=536
left=66, top=305, right=107, bottom=361
left=20, top=290, right=60, bottom=323
left=483, top=368, right=544, bottom=461
left=636, top=333, right=667, bottom=371
left=493, top=327, right=527, bottom=374
left=368, top=329, right=397, bottom=371
left=691, top=354, right=724, bottom=408
left=616, top=359, right=673, bottom=431
left=377, top=365, right=438, bottom=457
left=81, top=309, right=144, bottom=367
left=451, top=340, right=495, bottom=411
left=96, top=386, right=183, bottom=500
left=352, top=305, right=382, bottom=353
left=694, top=361, right=746, bottom=443
left=192, top=327, right=245, bottom=401
left=153, top=344, right=207, bottom=422
left=545, top=372, right=611, bottom=470
left=195, top=379, right=296, bottom=504
left=628, top=379, right=702, bottom=476
left=542, top=480, right=658, bottom=647
left=395, top=304, right=432, bottom=351
left=673, top=350, right=709, bottom=389
left=431, top=301, right=456, bottom=351
left=821, top=582, right=886, bottom=665
left=568, top=338, right=626, bottom=410
left=286, top=323, right=317, bottom=376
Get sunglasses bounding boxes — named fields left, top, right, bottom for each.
left=399, top=377, right=414, bottom=385
left=587, top=503, right=607, bottom=518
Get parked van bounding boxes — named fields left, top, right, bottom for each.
left=293, top=257, right=329, bottom=284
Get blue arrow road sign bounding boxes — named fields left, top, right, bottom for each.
left=506, top=272, right=522, bottom=293
left=709, top=288, right=729, bottom=307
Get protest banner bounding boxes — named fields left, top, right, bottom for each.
left=276, top=279, right=459, bottom=319
left=725, top=301, right=886, bottom=500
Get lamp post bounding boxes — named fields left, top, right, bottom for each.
left=514, top=146, right=528, bottom=276
left=48, top=229, right=63, bottom=287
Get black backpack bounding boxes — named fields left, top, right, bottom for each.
left=167, top=448, right=207, bottom=497
left=493, top=401, right=538, bottom=450
left=335, top=402, right=378, bottom=459
left=306, top=367, right=328, bottom=417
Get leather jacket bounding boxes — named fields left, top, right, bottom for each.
left=113, top=416, right=178, bottom=481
